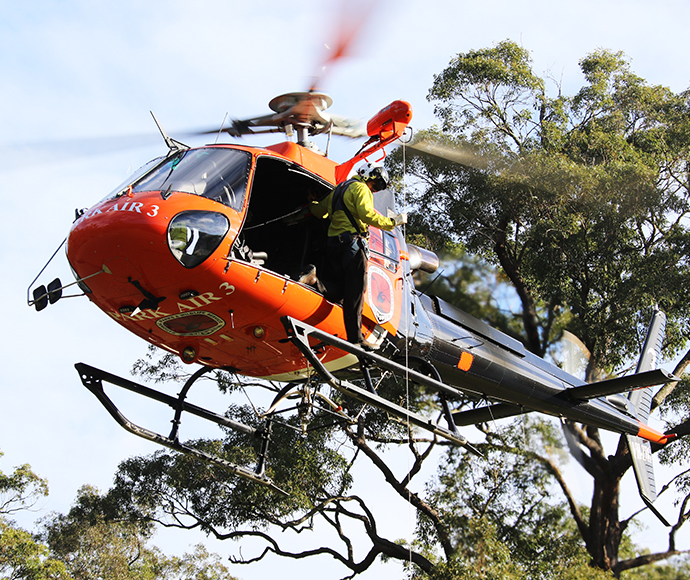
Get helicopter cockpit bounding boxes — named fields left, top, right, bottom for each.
left=98, top=147, right=252, bottom=212
left=131, top=148, right=251, bottom=211
left=86, top=142, right=400, bottom=291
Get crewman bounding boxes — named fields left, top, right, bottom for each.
left=310, top=162, right=407, bottom=346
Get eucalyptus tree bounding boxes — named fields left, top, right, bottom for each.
left=387, top=40, right=690, bottom=575
left=74, top=42, right=690, bottom=579
left=0, top=452, right=68, bottom=580
left=103, top=346, right=612, bottom=580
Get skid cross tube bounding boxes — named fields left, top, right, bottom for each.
left=281, top=317, right=474, bottom=448
left=75, top=362, right=286, bottom=494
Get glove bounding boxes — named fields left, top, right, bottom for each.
left=393, top=213, right=408, bottom=226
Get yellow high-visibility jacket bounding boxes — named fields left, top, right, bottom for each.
left=310, top=176, right=395, bottom=237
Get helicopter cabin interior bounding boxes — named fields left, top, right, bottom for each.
left=238, top=155, right=401, bottom=293
left=239, top=155, right=332, bottom=282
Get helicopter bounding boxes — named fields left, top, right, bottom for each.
left=27, top=86, right=689, bottom=520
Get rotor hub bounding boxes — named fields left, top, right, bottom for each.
left=268, top=92, right=333, bottom=114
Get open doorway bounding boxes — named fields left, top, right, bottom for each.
left=240, top=155, right=332, bottom=283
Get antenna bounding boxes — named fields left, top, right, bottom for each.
left=150, top=111, right=189, bottom=153
left=215, top=113, right=229, bottom=144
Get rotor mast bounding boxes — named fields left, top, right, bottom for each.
left=226, top=91, right=365, bottom=151
left=268, top=92, right=333, bottom=147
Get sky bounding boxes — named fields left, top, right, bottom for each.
left=1, top=0, right=690, bottom=577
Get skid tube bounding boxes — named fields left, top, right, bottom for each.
left=75, top=362, right=287, bottom=495
left=281, top=317, right=480, bottom=453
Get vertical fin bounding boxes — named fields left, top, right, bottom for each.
left=627, top=307, right=670, bottom=526
left=625, top=434, right=670, bottom=526
left=630, top=307, right=666, bottom=422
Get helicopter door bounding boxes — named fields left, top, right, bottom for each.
left=241, top=156, right=331, bottom=281
left=367, top=229, right=401, bottom=326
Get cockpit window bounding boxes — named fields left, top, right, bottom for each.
left=132, top=148, right=251, bottom=211
left=100, top=156, right=166, bottom=203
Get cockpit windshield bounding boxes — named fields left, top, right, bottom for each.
left=131, top=148, right=251, bottom=211
left=101, top=156, right=165, bottom=203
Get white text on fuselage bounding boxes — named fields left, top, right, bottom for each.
left=81, top=202, right=160, bottom=220
left=107, top=291, right=223, bottom=323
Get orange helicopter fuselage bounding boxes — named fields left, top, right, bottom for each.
left=66, top=142, right=406, bottom=380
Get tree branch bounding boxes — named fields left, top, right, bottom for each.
left=652, top=345, right=690, bottom=411
left=479, top=439, right=591, bottom=545
left=345, top=423, right=454, bottom=560
left=616, top=549, right=690, bottom=575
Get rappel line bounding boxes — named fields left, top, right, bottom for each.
left=401, top=135, right=415, bottom=571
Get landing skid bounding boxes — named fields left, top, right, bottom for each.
left=75, top=362, right=286, bottom=495
left=76, top=319, right=479, bottom=493
left=281, top=316, right=480, bottom=453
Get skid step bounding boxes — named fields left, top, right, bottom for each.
left=281, top=316, right=480, bottom=452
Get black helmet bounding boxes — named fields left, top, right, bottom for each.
left=357, top=162, right=389, bottom=191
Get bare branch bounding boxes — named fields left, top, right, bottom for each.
left=345, top=423, right=454, bottom=559
left=616, top=549, right=690, bottom=575
left=653, top=346, right=690, bottom=410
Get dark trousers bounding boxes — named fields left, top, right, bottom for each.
left=327, top=235, right=368, bottom=343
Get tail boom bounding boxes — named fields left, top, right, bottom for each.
left=637, top=422, right=671, bottom=445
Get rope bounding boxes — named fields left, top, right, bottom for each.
left=400, top=136, right=415, bottom=569
left=243, top=206, right=306, bottom=230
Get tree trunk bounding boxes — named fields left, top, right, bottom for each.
left=587, top=473, right=625, bottom=574
left=493, top=219, right=544, bottom=356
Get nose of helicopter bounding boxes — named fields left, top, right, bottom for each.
left=67, top=191, right=235, bottom=310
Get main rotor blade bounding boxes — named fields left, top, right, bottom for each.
left=309, top=0, right=381, bottom=91
left=0, top=133, right=164, bottom=170
left=0, top=123, right=267, bottom=170
left=329, top=113, right=366, bottom=138
left=408, top=139, right=497, bottom=171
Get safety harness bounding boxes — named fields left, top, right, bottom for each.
left=331, top=178, right=363, bottom=236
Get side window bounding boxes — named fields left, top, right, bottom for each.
left=369, top=229, right=399, bottom=272
left=369, top=229, right=384, bottom=256
left=382, top=231, right=400, bottom=272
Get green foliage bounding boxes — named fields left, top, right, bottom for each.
left=108, top=398, right=356, bottom=533
left=0, top=454, right=67, bottom=579
left=410, top=521, right=612, bottom=580
left=0, top=518, right=69, bottom=580
left=416, top=418, right=588, bottom=578
left=40, top=485, right=238, bottom=580
left=41, top=484, right=155, bottom=580
left=390, top=39, right=690, bottom=373
left=385, top=40, right=690, bottom=578
left=163, top=544, right=239, bottom=580
left=407, top=417, right=656, bottom=580
left=411, top=518, right=525, bottom=580
left=0, top=452, right=239, bottom=579
left=0, top=451, right=49, bottom=517
left=428, top=40, right=546, bottom=152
